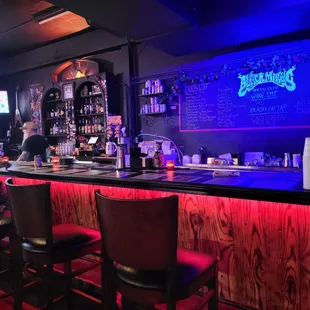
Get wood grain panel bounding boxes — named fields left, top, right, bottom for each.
left=7, top=177, right=310, bottom=310
left=298, top=204, right=310, bottom=310
left=230, top=199, right=263, bottom=308
left=262, top=202, right=299, bottom=310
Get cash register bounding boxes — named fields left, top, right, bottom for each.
left=77, top=136, right=99, bottom=161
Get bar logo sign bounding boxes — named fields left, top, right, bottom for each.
left=238, top=66, right=296, bottom=97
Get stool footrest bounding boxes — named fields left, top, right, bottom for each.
left=69, top=259, right=103, bottom=279
left=0, top=280, right=36, bottom=300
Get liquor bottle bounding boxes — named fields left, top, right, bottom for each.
left=94, top=117, right=98, bottom=133
left=92, top=119, right=96, bottom=133
left=50, top=109, right=55, bottom=118
left=94, top=98, right=98, bottom=114
left=100, top=104, right=104, bottom=113
left=81, top=119, right=85, bottom=134
left=80, top=105, right=83, bottom=115
left=84, top=120, right=88, bottom=134
left=89, top=98, right=93, bottom=114
left=98, top=119, right=102, bottom=133
left=86, top=119, right=89, bottom=134
left=61, top=108, right=65, bottom=117
left=50, top=122, right=53, bottom=135
left=71, top=102, right=74, bottom=118
left=72, top=120, right=76, bottom=134
left=84, top=103, right=87, bottom=115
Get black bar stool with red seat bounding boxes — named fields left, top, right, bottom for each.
left=0, top=208, right=13, bottom=299
left=0, top=182, right=23, bottom=302
left=5, top=178, right=102, bottom=310
left=95, top=192, right=218, bottom=310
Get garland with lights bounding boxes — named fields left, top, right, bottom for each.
left=172, top=53, right=310, bottom=93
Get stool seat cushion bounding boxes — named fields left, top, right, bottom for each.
left=116, top=247, right=217, bottom=300
left=22, top=224, right=101, bottom=263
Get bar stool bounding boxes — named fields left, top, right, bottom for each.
left=95, top=192, right=218, bottom=310
left=0, top=209, right=13, bottom=299
left=6, top=178, right=102, bottom=310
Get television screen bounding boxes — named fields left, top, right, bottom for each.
left=0, top=91, right=9, bottom=113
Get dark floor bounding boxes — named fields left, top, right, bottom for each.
left=0, top=294, right=237, bottom=310
left=0, top=257, right=238, bottom=310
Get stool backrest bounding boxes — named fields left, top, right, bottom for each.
left=5, top=178, right=52, bottom=240
left=95, top=191, right=178, bottom=270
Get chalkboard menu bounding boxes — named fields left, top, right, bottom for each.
left=179, top=62, right=310, bottom=132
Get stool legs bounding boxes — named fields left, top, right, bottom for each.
left=207, top=268, right=218, bottom=310
left=64, top=261, right=72, bottom=309
left=45, top=263, right=54, bottom=310
left=102, top=256, right=117, bottom=310
left=10, top=229, right=23, bottom=310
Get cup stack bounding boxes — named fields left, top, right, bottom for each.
left=303, top=138, right=310, bottom=189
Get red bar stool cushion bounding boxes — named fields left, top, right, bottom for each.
left=0, top=211, right=11, bottom=227
left=22, top=223, right=101, bottom=263
left=116, top=247, right=217, bottom=302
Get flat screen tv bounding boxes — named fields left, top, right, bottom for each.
left=0, top=91, right=9, bottom=114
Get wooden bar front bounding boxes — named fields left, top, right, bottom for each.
left=0, top=175, right=306, bottom=310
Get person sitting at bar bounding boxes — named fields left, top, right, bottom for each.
left=17, top=122, right=49, bottom=162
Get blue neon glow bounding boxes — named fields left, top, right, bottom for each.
left=238, top=66, right=297, bottom=97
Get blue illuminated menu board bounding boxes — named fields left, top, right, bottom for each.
left=179, top=62, right=310, bottom=132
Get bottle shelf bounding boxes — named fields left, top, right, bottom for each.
left=138, top=93, right=164, bottom=97
left=81, top=93, right=102, bottom=98
left=46, top=116, right=66, bottom=120
left=78, top=113, right=105, bottom=117
left=78, top=133, right=106, bottom=136
left=46, top=135, right=67, bottom=138
left=44, top=99, right=63, bottom=104
left=139, top=112, right=166, bottom=116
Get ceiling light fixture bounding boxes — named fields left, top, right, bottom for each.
left=33, top=6, right=70, bottom=25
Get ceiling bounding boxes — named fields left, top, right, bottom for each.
left=49, top=0, right=310, bottom=56
left=0, top=0, right=91, bottom=58
left=2, top=0, right=310, bottom=59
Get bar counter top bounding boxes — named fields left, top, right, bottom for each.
left=0, top=162, right=308, bottom=205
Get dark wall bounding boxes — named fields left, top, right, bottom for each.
left=2, top=29, right=310, bottom=158
left=137, top=42, right=310, bottom=157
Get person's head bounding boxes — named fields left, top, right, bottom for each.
left=20, top=122, right=39, bottom=143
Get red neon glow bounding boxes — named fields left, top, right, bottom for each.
left=51, top=157, right=60, bottom=164
left=166, top=160, right=175, bottom=170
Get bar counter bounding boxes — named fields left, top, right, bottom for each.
left=0, top=162, right=307, bottom=204
left=0, top=162, right=309, bottom=309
